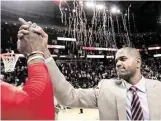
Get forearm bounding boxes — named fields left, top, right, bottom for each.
left=44, top=49, right=97, bottom=108
left=45, top=55, right=70, bottom=92
left=44, top=49, right=65, bottom=89
left=23, top=55, right=49, bottom=99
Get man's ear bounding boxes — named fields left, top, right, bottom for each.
left=136, top=58, right=142, bottom=68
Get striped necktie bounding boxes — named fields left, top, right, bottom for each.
left=130, top=86, right=144, bottom=120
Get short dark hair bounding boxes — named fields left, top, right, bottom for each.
left=117, top=47, right=142, bottom=63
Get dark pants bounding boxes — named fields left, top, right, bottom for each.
left=80, top=109, right=83, bottom=113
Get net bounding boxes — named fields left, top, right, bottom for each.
left=1, top=53, right=19, bottom=72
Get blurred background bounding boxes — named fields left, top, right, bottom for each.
left=1, top=1, right=161, bottom=88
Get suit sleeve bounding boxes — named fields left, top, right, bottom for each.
left=1, top=62, right=53, bottom=119
left=46, top=59, right=101, bottom=108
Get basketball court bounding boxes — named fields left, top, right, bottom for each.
left=58, top=108, right=99, bottom=120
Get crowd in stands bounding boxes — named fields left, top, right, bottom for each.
left=1, top=56, right=161, bottom=88
left=1, top=23, right=161, bottom=88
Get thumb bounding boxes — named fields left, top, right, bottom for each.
left=19, top=18, right=28, bottom=25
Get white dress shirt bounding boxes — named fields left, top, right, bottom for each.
left=124, top=77, right=150, bottom=120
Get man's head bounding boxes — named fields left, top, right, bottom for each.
left=115, top=47, right=142, bottom=81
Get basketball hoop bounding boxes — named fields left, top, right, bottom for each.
left=0, top=53, right=19, bottom=72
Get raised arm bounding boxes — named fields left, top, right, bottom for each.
left=17, top=18, right=100, bottom=108
left=44, top=49, right=99, bottom=108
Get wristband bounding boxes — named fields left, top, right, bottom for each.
left=27, top=55, right=45, bottom=64
left=27, top=51, right=45, bottom=59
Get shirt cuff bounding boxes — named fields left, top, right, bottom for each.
left=45, top=56, right=53, bottom=63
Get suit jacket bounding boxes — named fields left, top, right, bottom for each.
left=1, top=62, right=55, bottom=120
left=46, top=59, right=161, bottom=120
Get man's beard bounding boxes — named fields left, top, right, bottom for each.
left=117, top=71, right=134, bottom=82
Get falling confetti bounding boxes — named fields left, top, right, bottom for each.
left=58, top=1, right=137, bottom=50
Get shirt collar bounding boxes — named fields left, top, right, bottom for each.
left=123, top=76, right=146, bottom=93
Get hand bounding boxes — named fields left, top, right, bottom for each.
left=17, top=18, right=48, bottom=55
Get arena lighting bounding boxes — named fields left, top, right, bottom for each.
left=153, top=54, right=161, bottom=57
left=111, top=6, right=117, bottom=13
left=18, top=54, right=24, bottom=58
left=82, top=46, right=118, bottom=51
left=79, top=1, right=83, bottom=4
left=148, top=46, right=161, bottom=50
left=111, top=6, right=121, bottom=14
left=8, top=54, right=64, bottom=58
left=47, top=45, right=65, bottom=49
left=72, top=9, right=76, bottom=12
left=87, top=55, right=104, bottom=58
left=57, top=37, right=76, bottom=41
left=51, top=55, right=58, bottom=57
left=80, top=56, right=85, bottom=58
left=86, top=2, right=95, bottom=8
left=60, top=55, right=67, bottom=58
left=117, top=9, right=120, bottom=13
left=96, top=4, right=105, bottom=10
left=17, top=54, right=113, bottom=59
left=106, top=56, right=114, bottom=59
left=82, top=46, right=161, bottom=52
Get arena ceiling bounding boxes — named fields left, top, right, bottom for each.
left=1, top=1, right=161, bottom=32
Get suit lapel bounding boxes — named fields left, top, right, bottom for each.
left=146, top=79, right=160, bottom=120
left=116, top=80, right=127, bottom=120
